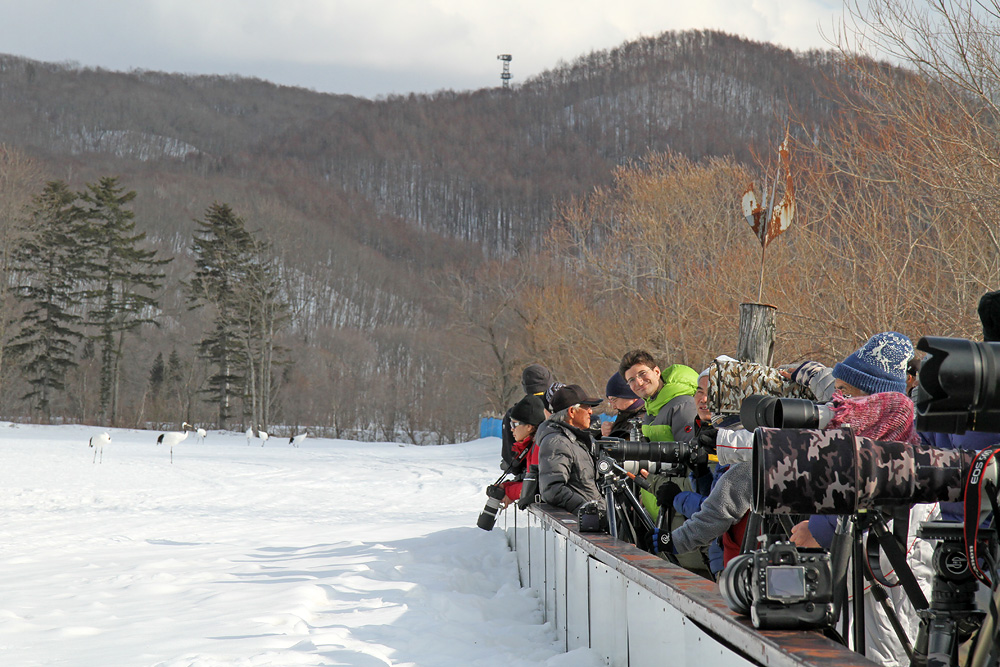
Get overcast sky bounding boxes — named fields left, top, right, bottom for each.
left=0, top=0, right=856, bottom=99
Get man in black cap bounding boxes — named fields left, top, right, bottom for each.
left=535, top=384, right=605, bottom=513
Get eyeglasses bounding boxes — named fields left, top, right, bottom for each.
left=625, top=369, right=654, bottom=387
left=510, top=420, right=524, bottom=429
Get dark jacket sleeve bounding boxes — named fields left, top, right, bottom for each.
left=807, top=515, right=838, bottom=549
left=538, top=434, right=587, bottom=513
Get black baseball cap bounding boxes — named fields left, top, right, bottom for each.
left=549, top=384, right=602, bottom=413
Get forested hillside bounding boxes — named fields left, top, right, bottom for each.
left=0, top=30, right=880, bottom=439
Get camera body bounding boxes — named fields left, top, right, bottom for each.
left=720, top=541, right=835, bottom=630
left=577, top=499, right=608, bottom=532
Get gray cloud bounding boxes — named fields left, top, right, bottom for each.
left=0, top=0, right=854, bottom=97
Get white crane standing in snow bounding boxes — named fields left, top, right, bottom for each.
left=196, top=427, right=207, bottom=444
left=258, top=425, right=269, bottom=447
left=246, top=425, right=254, bottom=446
left=289, top=433, right=307, bottom=448
left=89, top=432, right=111, bottom=464
left=157, top=422, right=193, bottom=464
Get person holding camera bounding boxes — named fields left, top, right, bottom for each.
left=500, top=364, right=554, bottom=478
left=535, top=384, right=606, bottom=514
left=498, top=394, right=547, bottom=506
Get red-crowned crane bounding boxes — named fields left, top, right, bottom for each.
left=89, top=432, right=111, bottom=464
left=157, top=422, right=193, bottom=464
left=289, top=433, right=307, bottom=448
left=258, top=425, right=269, bottom=447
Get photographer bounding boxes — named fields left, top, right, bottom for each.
left=618, top=350, right=700, bottom=517
left=655, top=360, right=750, bottom=576
left=501, top=364, right=555, bottom=477
left=536, top=384, right=605, bottom=514
left=498, top=394, right=547, bottom=506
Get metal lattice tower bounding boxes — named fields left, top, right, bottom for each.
left=497, top=54, right=512, bottom=89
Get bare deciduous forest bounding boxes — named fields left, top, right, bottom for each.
left=1, top=3, right=997, bottom=440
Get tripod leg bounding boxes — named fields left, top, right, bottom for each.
left=870, top=582, right=914, bottom=662
left=925, top=617, right=959, bottom=667
left=854, top=524, right=867, bottom=656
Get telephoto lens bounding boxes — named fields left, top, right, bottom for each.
left=477, top=484, right=507, bottom=531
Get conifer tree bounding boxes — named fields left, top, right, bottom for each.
left=8, top=181, right=86, bottom=421
left=187, top=203, right=257, bottom=430
left=79, top=176, right=171, bottom=426
left=187, top=203, right=290, bottom=431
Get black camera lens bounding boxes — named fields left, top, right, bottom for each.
left=771, top=399, right=820, bottom=429
left=599, top=439, right=691, bottom=474
left=718, top=553, right=755, bottom=615
left=741, top=395, right=819, bottom=429
left=477, top=484, right=506, bottom=531
left=740, top=394, right=777, bottom=430
left=916, top=336, right=1000, bottom=434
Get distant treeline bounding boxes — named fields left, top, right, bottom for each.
left=1, top=12, right=994, bottom=439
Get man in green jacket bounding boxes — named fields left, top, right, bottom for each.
left=618, top=349, right=698, bottom=446
left=618, top=349, right=710, bottom=577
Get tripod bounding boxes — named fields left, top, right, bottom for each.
left=908, top=522, right=997, bottom=667
left=595, top=454, right=669, bottom=554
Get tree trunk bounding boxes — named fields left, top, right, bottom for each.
left=737, top=303, right=776, bottom=366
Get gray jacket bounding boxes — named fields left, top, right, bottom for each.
left=536, top=411, right=603, bottom=513
left=670, top=429, right=754, bottom=554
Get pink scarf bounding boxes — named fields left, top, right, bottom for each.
left=828, top=391, right=918, bottom=444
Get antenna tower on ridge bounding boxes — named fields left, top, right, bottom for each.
left=497, top=54, right=512, bottom=89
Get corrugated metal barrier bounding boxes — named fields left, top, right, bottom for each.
left=501, top=502, right=877, bottom=667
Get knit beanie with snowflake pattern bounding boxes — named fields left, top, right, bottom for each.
left=832, top=331, right=914, bottom=395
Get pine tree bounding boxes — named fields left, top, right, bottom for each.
left=187, top=203, right=290, bottom=431
left=8, top=181, right=87, bottom=421
left=187, top=203, right=257, bottom=429
left=149, top=351, right=165, bottom=397
left=79, top=176, right=171, bottom=426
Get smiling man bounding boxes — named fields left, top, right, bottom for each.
left=618, top=349, right=698, bottom=444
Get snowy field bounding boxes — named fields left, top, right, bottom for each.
left=0, top=422, right=602, bottom=667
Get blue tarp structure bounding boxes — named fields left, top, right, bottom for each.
left=479, top=413, right=614, bottom=438
left=479, top=417, right=503, bottom=439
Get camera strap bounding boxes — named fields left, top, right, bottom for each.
left=963, top=445, right=1000, bottom=586
left=863, top=513, right=928, bottom=610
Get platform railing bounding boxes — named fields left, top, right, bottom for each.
left=501, top=502, right=877, bottom=667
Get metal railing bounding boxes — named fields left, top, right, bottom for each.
left=502, top=502, right=877, bottom=667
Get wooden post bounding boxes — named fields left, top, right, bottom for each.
left=738, top=303, right=777, bottom=366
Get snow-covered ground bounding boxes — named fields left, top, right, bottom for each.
left=0, top=422, right=603, bottom=667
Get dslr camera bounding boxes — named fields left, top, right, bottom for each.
left=719, top=540, right=835, bottom=630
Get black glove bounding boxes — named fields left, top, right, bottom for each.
left=653, top=529, right=673, bottom=554
left=655, top=481, right=682, bottom=509
left=692, top=462, right=712, bottom=478
left=694, top=421, right=719, bottom=454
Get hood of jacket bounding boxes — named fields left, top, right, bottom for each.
left=645, top=364, right=699, bottom=417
